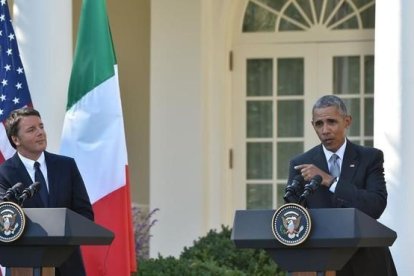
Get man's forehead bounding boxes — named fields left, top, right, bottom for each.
left=19, top=116, right=43, bottom=126
left=313, top=106, right=342, bottom=118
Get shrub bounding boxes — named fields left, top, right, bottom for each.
left=138, top=256, right=244, bottom=276
left=137, top=225, right=285, bottom=276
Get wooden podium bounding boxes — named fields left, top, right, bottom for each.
left=231, top=208, right=397, bottom=275
left=0, top=208, right=114, bottom=276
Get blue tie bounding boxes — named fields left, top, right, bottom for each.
left=329, top=154, right=341, bottom=178
left=34, top=161, right=49, bottom=207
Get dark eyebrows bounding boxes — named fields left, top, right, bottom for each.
left=25, top=126, right=36, bottom=132
left=23, top=123, right=44, bottom=132
left=313, top=118, right=338, bottom=126
left=313, top=119, right=323, bottom=126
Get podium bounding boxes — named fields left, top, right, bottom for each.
left=0, top=208, right=114, bottom=276
left=231, top=208, right=397, bottom=273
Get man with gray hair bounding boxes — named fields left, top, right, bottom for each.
left=288, top=95, right=397, bottom=275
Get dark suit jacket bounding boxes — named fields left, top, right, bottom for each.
left=288, top=141, right=397, bottom=276
left=0, top=151, right=94, bottom=276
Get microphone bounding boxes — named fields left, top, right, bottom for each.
left=18, top=182, right=40, bottom=205
left=2, top=182, right=23, bottom=202
left=299, top=175, right=322, bottom=205
left=284, top=175, right=304, bottom=203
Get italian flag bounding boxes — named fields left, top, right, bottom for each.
left=60, top=0, right=136, bottom=275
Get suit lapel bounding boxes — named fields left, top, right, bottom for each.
left=11, top=153, right=44, bottom=207
left=312, top=145, right=330, bottom=174
left=11, top=153, right=33, bottom=187
left=312, top=142, right=359, bottom=180
left=44, top=152, right=58, bottom=207
left=340, top=141, right=359, bottom=182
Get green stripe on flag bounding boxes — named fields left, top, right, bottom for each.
left=68, top=0, right=117, bottom=110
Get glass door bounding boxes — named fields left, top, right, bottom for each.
left=232, top=42, right=374, bottom=210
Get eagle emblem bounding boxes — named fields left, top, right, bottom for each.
left=271, top=203, right=311, bottom=246
left=0, top=212, right=19, bottom=236
left=282, top=212, right=304, bottom=239
left=0, top=202, right=26, bottom=243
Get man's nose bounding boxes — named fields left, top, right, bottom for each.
left=321, top=124, right=330, bottom=134
left=35, top=128, right=45, bottom=135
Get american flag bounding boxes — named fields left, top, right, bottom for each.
left=0, top=0, right=32, bottom=162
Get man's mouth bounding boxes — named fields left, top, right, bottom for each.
left=323, top=138, right=334, bottom=144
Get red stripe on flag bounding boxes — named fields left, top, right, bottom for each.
left=82, top=166, right=137, bottom=275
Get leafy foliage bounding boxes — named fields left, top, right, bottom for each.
left=137, top=225, right=286, bottom=276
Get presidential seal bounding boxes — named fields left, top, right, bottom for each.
left=271, top=203, right=311, bottom=246
left=0, top=201, right=26, bottom=243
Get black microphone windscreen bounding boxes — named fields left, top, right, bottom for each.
left=293, top=174, right=304, bottom=183
left=32, top=181, right=40, bottom=190
left=284, top=174, right=305, bottom=203
left=298, top=174, right=322, bottom=206
left=12, top=182, right=23, bottom=189
left=30, top=182, right=40, bottom=195
left=312, top=175, right=322, bottom=183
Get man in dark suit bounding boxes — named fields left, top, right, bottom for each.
left=288, top=95, right=397, bottom=276
left=0, top=107, right=93, bottom=276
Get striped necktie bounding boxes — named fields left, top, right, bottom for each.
left=329, top=154, right=340, bottom=178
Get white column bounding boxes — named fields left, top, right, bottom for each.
left=13, top=0, right=72, bottom=152
left=375, top=0, right=414, bottom=274
left=150, top=0, right=204, bottom=257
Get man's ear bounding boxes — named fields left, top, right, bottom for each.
left=12, top=136, right=20, bottom=146
left=345, top=115, right=352, bottom=128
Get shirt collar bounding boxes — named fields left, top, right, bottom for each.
left=322, top=139, right=347, bottom=161
left=18, top=151, right=46, bottom=171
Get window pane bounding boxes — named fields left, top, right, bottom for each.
left=314, top=0, right=324, bottom=21
left=364, top=98, right=373, bottom=136
left=247, top=101, right=273, bottom=138
left=277, top=142, right=304, bottom=179
left=276, top=184, right=286, bottom=208
left=364, top=139, right=373, bottom=147
left=257, top=0, right=286, bottom=11
left=279, top=19, right=303, bottom=31
left=324, top=0, right=346, bottom=24
left=277, top=100, right=304, bottom=137
left=247, top=142, right=272, bottom=179
left=333, top=56, right=360, bottom=95
left=243, top=2, right=276, bottom=32
left=343, top=98, right=360, bottom=136
left=277, top=58, right=304, bottom=95
left=333, top=15, right=358, bottom=29
left=247, top=59, right=273, bottom=96
left=297, top=0, right=314, bottom=24
left=360, top=5, right=375, bottom=28
left=246, top=184, right=273, bottom=209
left=284, top=3, right=310, bottom=28
left=364, top=55, right=374, bottom=94
left=349, top=139, right=361, bottom=145
left=351, top=0, right=374, bottom=8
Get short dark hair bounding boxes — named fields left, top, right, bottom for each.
left=5, top=107, right=41, bottom=149
left=312, top=95, right=348, bottom=116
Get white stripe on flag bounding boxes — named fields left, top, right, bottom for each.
left=61, top=67, right=128, bottom=203
left=0, top=124, right=16, bottom=160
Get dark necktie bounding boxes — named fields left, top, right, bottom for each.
left=329, top=154, right=341, bottom=178
left=34, top=161, right=49, bottom=207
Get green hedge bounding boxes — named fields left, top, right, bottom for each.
left=137, top=225, right=285, bottom=276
